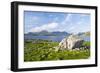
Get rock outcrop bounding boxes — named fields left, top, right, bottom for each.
left=59, top=35, right=84, bottom=50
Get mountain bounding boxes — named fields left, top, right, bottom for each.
left=77, top=31, right=90, bottom=36
left=24, top=30, right=70, bottom=36
left=24, top=31, right=90, bottom=41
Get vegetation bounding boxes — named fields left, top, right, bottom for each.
left=24, top=39, right=90, bottom=62
left=82, top=41, right=90, bottom=47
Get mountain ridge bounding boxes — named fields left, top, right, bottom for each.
left=25, top=30, right=70, bottom=36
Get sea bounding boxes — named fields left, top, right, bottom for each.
left=24, top=35, right=90, bottom=42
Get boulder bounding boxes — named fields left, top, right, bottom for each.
left=59, top=35, right=84, bottom=50
left=59, top=38, right=67, bottom=50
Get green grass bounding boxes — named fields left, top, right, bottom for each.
left=24, top=39, right=90, bottom=62
left=82, top=41, right=90, bottom=47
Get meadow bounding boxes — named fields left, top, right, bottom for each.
left=24, top=39, right=90, bottom=62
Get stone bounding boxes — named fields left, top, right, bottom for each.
left=59, top=38, right=68, bottom=50
left=74, top=48, right=80, bottom=50
left=59, top=35, right=84, bottom=50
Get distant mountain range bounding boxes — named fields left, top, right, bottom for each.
left=24, top=30, right=90, bottom=41
left=24, top=30, right=90, bottom=38
left=77, top=31, right=90, bottom=36
left=25, top=30, right=71, bottom=36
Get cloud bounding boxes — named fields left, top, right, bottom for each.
left=61, top=14, right=72, bottom=24
left=65, top=14, right=72, bottom=21
left=30, top=22, right=58, bottom=32
left=56, top=14, right=73, bottom=32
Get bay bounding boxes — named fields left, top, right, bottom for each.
left=24, top=35, right=90, bottom=42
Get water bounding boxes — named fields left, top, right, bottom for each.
left=81, top=36, right=90, bottom=41
left=25, top=35, right=90, bottom=42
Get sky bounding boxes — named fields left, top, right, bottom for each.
left=24, top=11, right=91, bottom=34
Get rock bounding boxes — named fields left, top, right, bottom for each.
left=59, top=35, right=84, bottom=50
left=59, top=38, right=67, bottom=50
left=67, top=35, right=84, bottom=49
left=74, top=48, right=80, bottom=50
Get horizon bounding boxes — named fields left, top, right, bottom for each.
left=24, top=30, right=90, bottom=34
left=24, top=11, right=91, bottom=34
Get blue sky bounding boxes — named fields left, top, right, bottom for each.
left=24, top=11, right=90, bottom=34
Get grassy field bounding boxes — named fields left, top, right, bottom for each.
left=24, top=39, right=90, bottom=62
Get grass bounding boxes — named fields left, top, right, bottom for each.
left=24, top=39, right=90, bottom=62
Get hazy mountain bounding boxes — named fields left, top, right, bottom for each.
left=77, top=31, right=90, bottom=36
left=24, top=31, right=90, bottom=41
left=25, top=30, right=70, bottom=36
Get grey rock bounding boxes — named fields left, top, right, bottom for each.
left=59, top=38, right=68, bottom=50
left=59, top=35, right=84, bottom=50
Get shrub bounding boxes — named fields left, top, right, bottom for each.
left=24, top=39, right=90, bottom=61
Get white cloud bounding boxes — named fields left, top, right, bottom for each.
left=30, top=22, right=58, bottom=32
left=65, top=14, right=72, bottom=21
left=61, top=14, right=72, bottom=24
